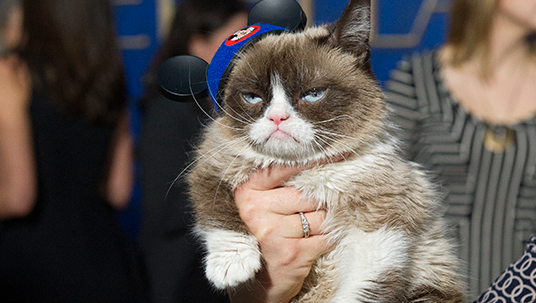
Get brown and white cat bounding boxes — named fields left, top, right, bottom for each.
left=187, top=0, right=465, bottom=301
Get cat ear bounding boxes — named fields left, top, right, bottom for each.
left=327, top=0, right=371, bottom=67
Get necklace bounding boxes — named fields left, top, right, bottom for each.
left=484, top=125, right=516, bottom=153
left=478, top=59, right=533, bottom=153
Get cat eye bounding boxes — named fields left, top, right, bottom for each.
left=242, top=93, right=263, bottom=104
left=302, top=88, right=326, bottom=103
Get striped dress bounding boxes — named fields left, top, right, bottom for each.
left=385, top=51, right=536, bottom=298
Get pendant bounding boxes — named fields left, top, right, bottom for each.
left=484, top=125, right=515, bottom=153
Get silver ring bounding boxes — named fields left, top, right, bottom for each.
left=299, top=212, right=310, bottom=238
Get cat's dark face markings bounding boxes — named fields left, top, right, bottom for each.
left=219, top=8, right=386, bottom=162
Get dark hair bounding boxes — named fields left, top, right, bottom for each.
left=19, top=0, right=127, bottom=124
left=140, top=0, right=247, bottom=108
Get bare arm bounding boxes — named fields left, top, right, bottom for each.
left=0, top=56, right=36, bottom=219
left=104, top=111, right=134, bottom=209
left=229, top=166, right=330, bottom=303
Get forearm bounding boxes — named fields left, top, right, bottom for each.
left=0, top=113, right=36, bottom=219
left=227, top=267, right=303, bottom=303
left=104, top=112, right=134, bottom=209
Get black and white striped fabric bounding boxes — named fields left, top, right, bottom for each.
left=385, top=51, right=536, bottom=299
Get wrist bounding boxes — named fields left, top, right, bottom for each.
left=228, top=268, right=300, bottom=303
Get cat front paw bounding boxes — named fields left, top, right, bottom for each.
left=203, top=229, right=262, bottom=289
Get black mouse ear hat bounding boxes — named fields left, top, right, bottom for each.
left=157, top=0, right=307, bottom=112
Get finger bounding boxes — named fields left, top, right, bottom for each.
left=256, top=210, right=326, bottom=239
left=247, top=209, right=326, bottom=242
left=282, top=210, right=326, bottom=238
left=234, top=185, right=300, bottom=214
left=259, top=235, right=332, bottom=270
left=244, top=165, right=309, bottom=190
left=235, top=181, right=318, bottom=214
left=263, top=187, right=319, bottom=214
left=239, top=153, right=349, bottom=191
left=237, top=185, right=321, bottom=216
left=298, top=235, right=333, bottom=261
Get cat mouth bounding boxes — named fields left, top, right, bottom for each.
left=269, top=130, right=299, bottom=142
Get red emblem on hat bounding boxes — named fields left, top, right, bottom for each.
left=225, top=25, right=261, bottom=46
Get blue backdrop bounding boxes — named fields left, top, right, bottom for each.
left=112, top=0, right=452, bottom=239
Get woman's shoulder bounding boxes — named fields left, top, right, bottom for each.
left=385, top=49, right=444, bottom=110
left=387, top=49, right=441, bottom=85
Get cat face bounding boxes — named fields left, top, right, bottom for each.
left=218, top=2, right=387, bottom=162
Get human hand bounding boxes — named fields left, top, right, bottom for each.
left=229, top=165, right=331, bottom=303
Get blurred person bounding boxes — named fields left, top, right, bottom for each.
left=386, top=0, right=536, bottom=298
left=0, top=0, right=147, bottom=302
left=137, top=0, right=247, bottom=302
left=0, top=0, right=20, bottom=55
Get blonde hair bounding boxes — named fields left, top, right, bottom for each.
left=446, top=0, right=499, bottom=72
left=446, top=0, right=536, bottom=75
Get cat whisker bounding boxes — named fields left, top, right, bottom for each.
left=221, top=99, right=256, bottom=125
left=315, top=128, right=360, bottom=141
left=314, top=133, right=361, bottom=159
left=162, top=71, right=247, bottom=196
left=188, top=84, right=219, bottom=121
left=196, top=136, right=249, bottom=168
left=315, top=128, right=377, bottom=152
left=230, top=103, right=256, bottom=124
left=204, top=83, right=253, bottom=127
left=310, top=137, right=331, bottom=160
left=298, top=58, right=304, bottom=82
left=199, top=138, right=251, bottom=182
left=313, top=115, right=357, bottom=124
left=165, top=136, right=249, bottom=199
left=183, top=82, right=248, bottom=131
left=239, top=54, right=259, bottom=82
left=206, top=81, right=255, bottom=126
left=212, top=144, right=251, bottom=210
left=309, top=134, right=351, bottom=165
left=312, top=135, right=337, bottom=153
left=223, top=107, right=255, bottom=126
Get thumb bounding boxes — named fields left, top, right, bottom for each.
left=244, top=165, right=308, bottom=191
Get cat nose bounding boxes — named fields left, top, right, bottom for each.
left=269, top=113, right=289, bottom=125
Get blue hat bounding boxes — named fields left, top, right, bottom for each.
left=157, top=0, right=306, bottom=111
left=207, top=24, right=290, bottom=111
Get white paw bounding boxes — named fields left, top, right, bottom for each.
left=202, top=229, right=262, bottom=289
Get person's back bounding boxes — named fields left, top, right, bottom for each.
left=0, top=0, right=146, bottom=301
left=0, top=92, right=144, bottom=302
left=30, top=92, right=113, bottom=204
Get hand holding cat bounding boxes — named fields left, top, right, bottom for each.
left=230, top=165, right=331, bottom=303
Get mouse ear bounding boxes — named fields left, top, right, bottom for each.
left=248, top=0, right=307, bottom=32
left=157, top=55, right=209, bottom=102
